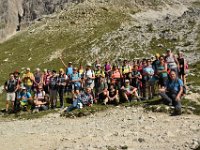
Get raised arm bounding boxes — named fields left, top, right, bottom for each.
left=58, top=57, right=67, bottom=68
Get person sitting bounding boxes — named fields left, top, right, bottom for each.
left=106, top=84, right=119, bottom=105
left=120, top=79, right=140, bottom=102
left=66, top=87, right=93, bottom=112
left=34, top=86, right=48, bottom=111
left=159, top=70, right=183, bottom=115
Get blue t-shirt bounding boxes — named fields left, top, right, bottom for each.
left=18, top=92, right=32, bottom=104
left=70, top=73, right=81, bottom=87
left=66, top=67, right=73, bottom=76
left=143, top=66, right=154, bottom=75
left=167, top=78, right=183, bottom=92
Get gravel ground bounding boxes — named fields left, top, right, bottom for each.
left=0, top=107, right=200, bottom=150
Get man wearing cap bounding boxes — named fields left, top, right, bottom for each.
left=22, top=68, right=35, bottom=93
left=17, top=86, right=33, bottom=111
left=59, top=57, right=73, bottom=77
left=83, top=63, right=95, bottom=90
left=69, top=67, right=82, bottom=98
left=120, top=79, right=140, bottom=102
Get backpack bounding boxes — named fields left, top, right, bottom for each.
left=6, top=79, right=17, bottom=92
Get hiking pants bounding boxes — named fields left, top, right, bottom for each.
left=67, top=98, right=82, bottom=112
left=49, top=89, right=57, bottom=108
left=159, top=91, right=181, bottom=109
left=58, top=87, right=65, bottom=108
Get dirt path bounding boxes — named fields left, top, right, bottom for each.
left=0, top=107, right=200, bottom=150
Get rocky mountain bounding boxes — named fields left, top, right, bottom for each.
left=0, top=0, right=83, bottom=42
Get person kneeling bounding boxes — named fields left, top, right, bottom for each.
left=33, top=86, right=49, bottom=112
left=67, top=87, right=93, bottom=112
left=159, top=70, right=183, bottom=115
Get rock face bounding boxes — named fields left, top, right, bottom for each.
left=0, top=0, right=82, bottom=42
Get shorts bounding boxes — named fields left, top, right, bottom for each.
left=6, top=93, right=16, bottom=101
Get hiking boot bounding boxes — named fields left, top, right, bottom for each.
left=171, top=108, right=181, bottom=116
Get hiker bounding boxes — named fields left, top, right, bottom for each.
left=110, top=65, right=122, bottom=90
left=83, top=63, right=95, bottom=91
left=152, top=53, right=160, bottom=73
left=129, top=64, right=142, bottom=96
left=159, top=70, right=183, bottom=115
left=165, top=49, right=179, bottom=75
left=17, top=86, right=33, bottom=111
left=49, top=70, right=58, bottom=109
left=93, top=59, right=100, bottom=71
left=59, top=57, right=73, bottom=77
left=22, top=68, right=35, bottom=93
left=142, top=59, right=154, bottom=100
left=66, top=87, right=93, bottom=112
left=43, top=69, right=52, bottom=94
left=120, top=79, right=140, bottom=102
left=13, top=70, right=21, bottom=112
left=120, top=59, right=131, bottom=85
left=70, top=67, right=82, bottom=98
left=33, top=68, right=43, bottom=93
left=33, top=86, right=49, bottom=111
left=94, top=64, right=105, bottom=97
left=107, top=84, right=119, bottom=105
left=4, top=73, right=18, bottom=112
left=177, top=51, right=187, bottom=85
left=96, top=76, right=108, bottom=104
left=57, top=68, right=68, bottom=109
left=104, top=61, right=112, bottom=83
left=150, top=55, right=168, bottom=96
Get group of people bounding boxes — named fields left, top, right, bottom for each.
left=3, top=49, right=188, bottom=115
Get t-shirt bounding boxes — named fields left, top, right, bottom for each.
left=124, top=85, right=134, bottom=93
left=143, top=66, right=154, bottom=76
left=5, top=79, right=17, bottom=93
left=84, top=70, right=94, bottom=85
left=23, top=72, right=34, bottom=86
left=167, top=78, right=183, bottom=92
left=66, top=67, right=73, bottom=76
left=35, top=91, right=45, bottom=100
left=18, top=92, right=32, bottom=105
left=49, top=76, right=58, bottom=90
left=70, top=73, right=81, bottom=87
left=78, top=92, right=93, bottom=105
left=109, top=88, right=117, bottom=97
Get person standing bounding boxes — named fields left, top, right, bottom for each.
left=49, top=70, right=58, bottom=109
left=4, top=73, right=18, bottom=112
left=165, top=49, right=179, bottom=75
left=57, top=68, right=68, bottom=109
left=22, top=68, right=35, bottom=93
